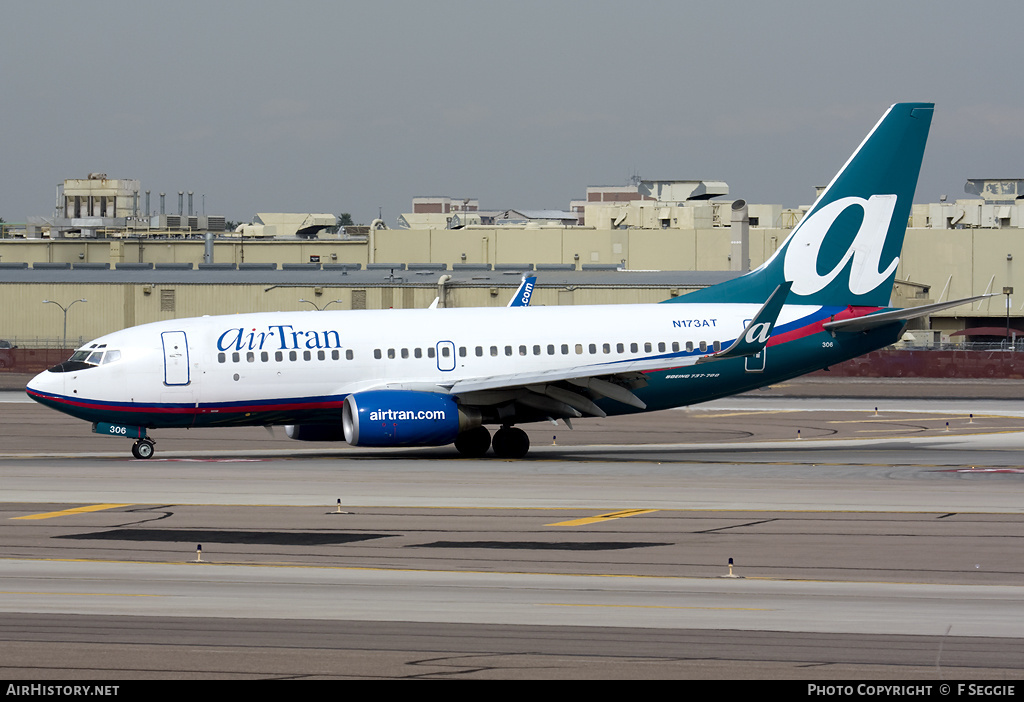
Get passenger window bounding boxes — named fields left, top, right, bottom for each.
left=414, top=348, right=422, bottom=358
left=658, top=342, right=666, bottom=352
left=261, top=351, right=269, bottom=362
left=374, top=349, right=382, bottom=359
left=246, top=352, right=255, bottom=363
left=547, top=344, right=555, bottom=355
left=276, top=351, right=284, bottom=362
left=387, top=348, right=396, bottom=359
left=533, top=345, right=541, bottom=355
left=441, top=347, right=450, bottom=357
left=588, top=344, right=596, bottom=354
left=504, top=346, right=512, bottom=356
left=616, top=343, right=624, bottom=353
left=303, top=350, right=312, bottom=361
left=475, top=346, right=483, bottom=357
left=318, top=350, right=326, bottom=361
left=332, top=350, right=339, bottom=360
left=699, top=341, right=707, bottom=352
left=630, top=343, right=638, bottom=353
left=713, top=341, right=721, bottom=352
left=644, top=342, right=652, bottom=353
left=603, top=343, right=610, bottom=354
left=428, top=347, right=436, bottom=358
left=289, top=351, right=298, bottom=361
left=401, top=348, right=409, bottom=359
left=218, top=353, right=226, bottom=363
left=346, top=349, right=354, bottom=360
left=459, top=347, right=467, bottom=357
left=232, top=352, right=240, bottom=363
left=672, top=342, right=679, bottom=352
left=686, top=342, right=694, bottom=352
left=561, top=344, right=569, bottom=355
left=519, top=345, right=527, bottom=356
left=491, top=346, right=499, bottom=357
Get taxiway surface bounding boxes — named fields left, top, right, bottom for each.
left=2, top=378, right=1023, bottom=679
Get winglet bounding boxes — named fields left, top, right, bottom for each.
left=507, top=276, right=537, bottom=307
left=697, top=282, right=791, bottom=363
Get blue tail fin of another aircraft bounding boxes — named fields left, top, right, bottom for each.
left=668, top=102, right=934, bottom=308
left=508, top=276, right=537, bottom=307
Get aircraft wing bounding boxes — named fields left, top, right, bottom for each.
left=374, top=284, right=791, bottom=420
left=442, top=354, right=700, bottom=417
left=823, top=294, right=995, bottom=333
left=445, top=353, right=699, bottom=395
left=354, top=352, right=707, bottom=418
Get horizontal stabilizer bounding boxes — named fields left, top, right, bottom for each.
left=823, top=294, right=995, bottom=333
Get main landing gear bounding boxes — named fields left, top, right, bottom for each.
left=454, top=425, right=530, bottom=459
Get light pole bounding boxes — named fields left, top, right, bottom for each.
left=298, top=299, right=343, bottom=311
left=42, top=298, right=87, bottom=350
left=1004, top=287, right=1014, bottom=350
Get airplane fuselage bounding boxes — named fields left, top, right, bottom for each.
left=26, top=302, right=899, bottom=430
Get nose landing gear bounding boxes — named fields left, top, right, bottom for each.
left=131, top=438, right=156, bottom=459
left=93, top=422, right=156, bottom=459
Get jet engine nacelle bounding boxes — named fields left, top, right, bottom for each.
left=284, top=424, right=347, bottom=442
left=342, top=390, right=480, bottom=447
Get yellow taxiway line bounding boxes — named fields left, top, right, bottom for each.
left=11, top=504, right=131, bottom=521
left=547, top=508, right=658, bottom=527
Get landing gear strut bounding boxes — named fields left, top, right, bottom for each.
left=491, top=426, right=530, bottom=459
left=131, top=438, right=156, bottom=459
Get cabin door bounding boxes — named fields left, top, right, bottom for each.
left=161, top=331, right=191, bottom=386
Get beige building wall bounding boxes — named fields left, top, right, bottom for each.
left=6, top=223, right=1024, bottom=346
left=0, top=239, right=369, bottom=267
left=1, top=279, right=700, bottom=346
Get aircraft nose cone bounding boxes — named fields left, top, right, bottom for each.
left=25, top=368, right=63, bottom=403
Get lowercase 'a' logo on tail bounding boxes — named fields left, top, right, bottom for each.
left=783, top=194, right=899, bottom=297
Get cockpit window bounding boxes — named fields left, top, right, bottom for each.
left=53, top=348, right=121, bottom=372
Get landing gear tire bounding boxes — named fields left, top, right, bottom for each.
left=131, top=439, right=155, bottom=459
left=454, top=426, right=491, bottom=457
left=492, top=426, right=530, bottom=459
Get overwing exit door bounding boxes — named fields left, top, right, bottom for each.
left=436, top=340, right=456, bottom=372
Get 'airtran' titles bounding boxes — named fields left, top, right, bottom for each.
left=217, top=325, right=342, bottom=352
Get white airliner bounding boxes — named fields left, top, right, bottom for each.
left=26, top=103, right=980, bottom=459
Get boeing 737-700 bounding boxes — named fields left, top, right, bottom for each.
left=27, top=103, right=981, bottom=459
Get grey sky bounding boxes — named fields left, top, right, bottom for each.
left=2, top=0, right=1021, bottom=226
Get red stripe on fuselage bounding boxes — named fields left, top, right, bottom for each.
left=767, top=306, right=883, bottom=347
left=26, top=388, right=345, bottom=416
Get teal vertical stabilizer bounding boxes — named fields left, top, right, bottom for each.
left=666, top=102, right=933, bottom=308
